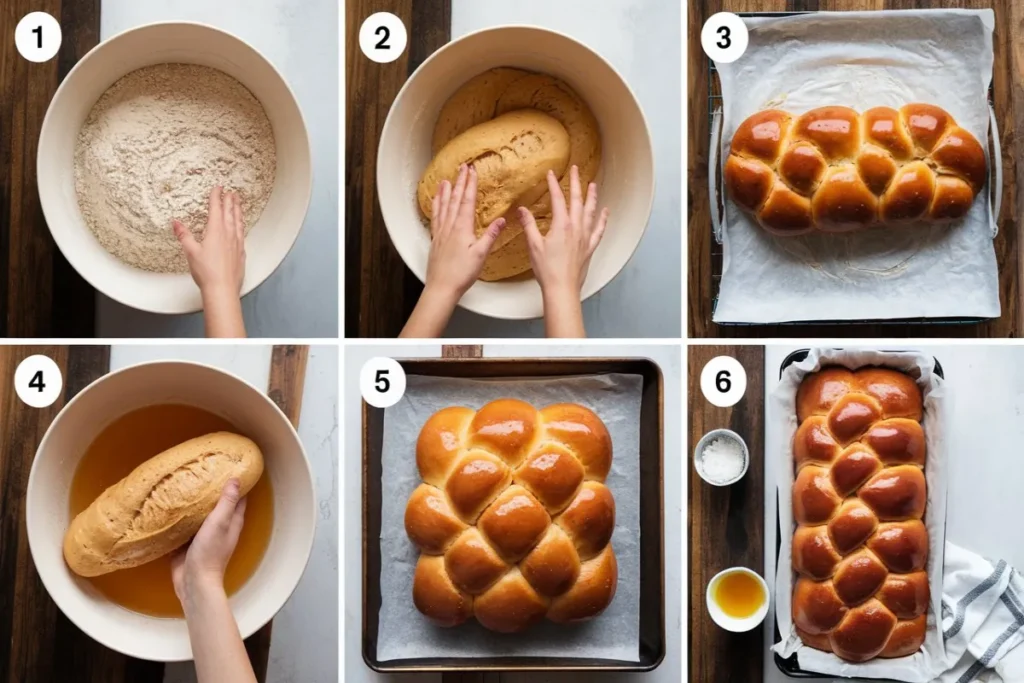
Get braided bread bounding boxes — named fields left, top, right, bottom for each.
left=725, top=104, right=986, bottom=235
left=404, top=399, right=617, bottom=633
left=791, top=368, right=929, bottom=663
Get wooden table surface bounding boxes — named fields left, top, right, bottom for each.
left=687, top=0, right=1022, bottom=338
left=0, top=1, right=99, bottom=338
left=345, top=0, right=451, bottom=338
left=0, top=345, right=308, bottom=682
left=688, top=345, right=766, bottom=683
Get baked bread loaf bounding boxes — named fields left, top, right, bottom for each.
left=64, top=432, right=264, bottom=577
left=725, top=104, right=986, bottom=235
left=404, top=399, right=617, bottom=632
left=418, top=67, right=601, bottom=281
left=791, top=368, right=929, bottom=663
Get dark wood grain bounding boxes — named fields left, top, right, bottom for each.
left=0, top=346, right=168, bottom=682
left=345, top=0, right=451, bottom=338
left=242, top=345, right=310, bottom=681
left=0, top=1, right=99, bottom=337
left=688, top=345, right=765, bottom=683
left=441, top=345, right=483, bottom=359
left=688, top=0, right=1020, bottom=338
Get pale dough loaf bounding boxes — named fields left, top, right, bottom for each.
left=63, top=432, right=264, bottom=577
left=418, top=68, right=601, bottom=281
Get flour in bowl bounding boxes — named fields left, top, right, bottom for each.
left=73, top=64, right=276, bottom=273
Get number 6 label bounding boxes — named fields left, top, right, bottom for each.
left=359, top=12, right=408, bottom=64
left=360, top=357, right=406, bottom=408
left=700, top=12, right=748, bottom=64
left=14, top=354, right=63, bottom=408
left=699, top=355, right=747, bottom=408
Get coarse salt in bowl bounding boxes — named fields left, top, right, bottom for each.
left=694, top=428, right=749, bottom=486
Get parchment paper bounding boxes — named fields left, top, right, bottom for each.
left=713, top=10, right=999, bottom=324
left=376, top=373, right=642, bottom=662
left=770, top=349, right=949, bottom=681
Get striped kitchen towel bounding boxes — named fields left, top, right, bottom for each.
left=938, top=542, right=1024, bottom=683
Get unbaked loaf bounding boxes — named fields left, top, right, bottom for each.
left=725, top=104, right=986, bottom=235
left=791, top=368, right=929, bottom=663
left=404, top=399, right=617, bottom=632
left=418, top=68, right=601, bottom=281
left=63, top=432, right=264, bottom=577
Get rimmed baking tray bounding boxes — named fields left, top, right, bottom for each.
left=362, top=357, right=666, bottom=672
left=773, top=348, right=944, bottom=679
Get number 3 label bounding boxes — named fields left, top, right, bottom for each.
left=360, top=357, right=406, bottom=408
left=700, top=356, right=747, bottom=408
left=359, top=12, right=408, bottom=64
left=701, top=12, right=748, bottom=64
left=14, top=354, right=63, bottom=408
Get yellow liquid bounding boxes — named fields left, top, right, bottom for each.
left=69, top=404, right=274, bottom=618
left=714, top=571, right=765, bottom=618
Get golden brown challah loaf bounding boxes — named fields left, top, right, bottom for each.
left=791, top=367, right=929, bottom=663
left=725, top=104, right=986, bottom=235
left=404, top=399, right=617, bottom=633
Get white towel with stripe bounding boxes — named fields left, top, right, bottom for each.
left=938, top=542, right=1024, bottom=682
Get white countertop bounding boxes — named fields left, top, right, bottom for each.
left=441, top=0, right=682, bottom=338
left=343, top=343, right=682, bottom=682
left=104, top=345, right=338, bottom=683
left=95, top=0, right=339, bottom=338
left=761, top=345, right=1024, bottom=683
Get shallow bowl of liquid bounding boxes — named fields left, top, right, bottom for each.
left=37, top=21, right=311, bottom=314
left=378, top=25, right=654, bottom=319
left=706, top=567, right=770, bottom=633
left=25, top=361, right=316, bottom=661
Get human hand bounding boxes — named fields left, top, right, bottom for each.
left=171, top=479, right=247, bottom=605
left=519, top=165, right=609, bottom=298
left=174, top=186, right=247, bottom=300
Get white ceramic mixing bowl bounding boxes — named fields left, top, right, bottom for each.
left=37, top=22, right=311, bottom=314
left=26, top=361, right=316, bottom=661
left=377, top=25, right=655, bottom=320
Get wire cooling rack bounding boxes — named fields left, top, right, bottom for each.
left=706, top=11, right=993, bottom=327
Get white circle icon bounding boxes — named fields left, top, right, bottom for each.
left=701, top=12, right=748, bottom=64
left=15, top=12, right=62, bottom=63
left=14, top=354, right=63, bottom=408
left=700, top=356, right=748, bottom=408
left=359, top=12, right=408, bottom=64
left=360, top=357, right=407, bottom=408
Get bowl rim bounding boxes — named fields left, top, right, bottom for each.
left=36, top=20, right=313, bottom=316
left=705, top=566, right=771, bottom=633
left=693, top=427, right=750, bottom=487
left=25, top=358, right=318, bottom=661
left=377, top=23, right=656, bottom=320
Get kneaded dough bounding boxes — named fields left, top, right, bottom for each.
left=418, top=68, right=601, bottom=281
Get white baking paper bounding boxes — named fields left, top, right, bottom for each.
left=713, top=10, right=999, bottom=324
left=376, top=373, right=642, bottom=662
left=770, top=348, right=949, bottom=681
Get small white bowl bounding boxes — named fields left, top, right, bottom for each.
left=377, top=25, right=654, bottom=320
left=706, top=567, right=770, bottom=633
left=37, top=22, right=312, bottom=314
left=693, top=428, right=749, bottom=486
left=26, top=361, right=316, bottom=661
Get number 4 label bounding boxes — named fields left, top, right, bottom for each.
left=14, top=354, right=63, bottom=408
left=700, top=356, right=747, bottom=408
left=361, top=357, right=406, bottom=408
left=700, top=12, right=748, bottom=64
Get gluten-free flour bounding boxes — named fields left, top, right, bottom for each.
left=74, top=64, right=276, bottom=272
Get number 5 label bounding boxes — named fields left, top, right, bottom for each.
left=359, top=12, right=408, bottom=64
left=700, top=12, right=748, bottom=64
left=699, top=355, right=747, bottom=408
left=360, top=357, right=406, bottom=408
left=14, top=354, right=63, bottom=408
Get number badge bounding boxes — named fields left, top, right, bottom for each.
left=359, top=12, right=408, bottom=64
left=700, top=12, right=748, bottom=64
left=15, top=12, right=62, bottom=63
left=14, top=354, right=63, bottom=408
left=360, top=357, right=407, bottom=408
left=700, top=355, right=748, bottom=408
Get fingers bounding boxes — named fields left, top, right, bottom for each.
left=207, top=478, right=242, bottom=532
left=456, top=166, right=478, bottom=228
left=519, top=206, right=542, bottom=250
left=208, top=185, right=223, bottom=225
left=430, top=192, right=441, bottom=238
left=232, top=193, right=244, bottom=240
left=588, top=207, right=610, bottom=255
left=472, top=217, right=506, bottom=257
left=173, top=220, right=200, bottom=258
left=582, top=182, right=599, bottom=234
left=222, top=189, right=235, bottom=230
left=227, top=496, right=248, bottom=546
left=448, top=164, right=469, bottom=227
left=568, top=165, right=583, bottom=226
left=437, top=179, right=453, bottom=230
left=546, top=169, right=567, bottom=220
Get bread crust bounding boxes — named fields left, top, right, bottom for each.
left=63, top=432, right=264, bottom=577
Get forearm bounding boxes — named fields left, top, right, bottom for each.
left=542, top=285, right=586, bottom=338
left=203, top=290, right=247, bottom=338
left=400, top=285, right=460, bottom=338
left=181, top=579, right=257, bottom=683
